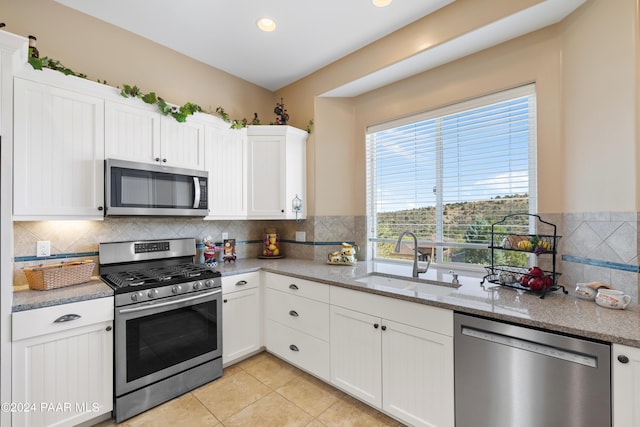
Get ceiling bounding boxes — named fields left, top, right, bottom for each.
left=54, top=0, right=585, bottom=96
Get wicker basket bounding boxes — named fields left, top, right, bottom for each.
left=23, top=260, right=95, bottom=291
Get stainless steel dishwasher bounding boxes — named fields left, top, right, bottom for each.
left=454, top=313, right=611, bottom=427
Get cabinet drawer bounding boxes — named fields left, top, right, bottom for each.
left=331, top=287, right=452, bottom=337
left=265, top=288, right=329, bottom=341
left=12, top=297, right=114, bottom=341
left=222, top=271, right=260, bottom=294
left=264, top=272, right=329, bottom=303
left=265, top=319, right=330, bottom=381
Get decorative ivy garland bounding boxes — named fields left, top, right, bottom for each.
left=28, top=56, right=312, bottom=132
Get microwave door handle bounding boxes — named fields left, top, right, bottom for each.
left=193, top=177, right=200, bottom=209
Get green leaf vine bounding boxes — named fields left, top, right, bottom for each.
left=28, top=58, right=313, bottom=131
left=120, top=84, right=202, bottom=123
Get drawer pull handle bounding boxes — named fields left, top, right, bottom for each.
left=54, top=314, right=81, bottom=323
left=235, top=280, right=247, bottom=286
left=289, top=344, right=299, bottom=352
left=289, top=310, right=299, bottom=317
left=289, top=284, right=299, bottom=290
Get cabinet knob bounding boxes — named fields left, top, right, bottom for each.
left=281, top=209, right=285, bottom=213
left=97, top=206, right=104, bottom=211
left=106, top=326, right=112, bottom=332
left=289, top=310, right=299, bottom=317
left=155, top=157, right=161, bottom=162
left=381, top=325, right=387, bottom=331
left=162, top=158, right=167, bottom=163
left=289, top=344, right=299, bottom=352
left=223, top=299, right=228, bottom=303
left=618, top=355, right=630, bottom=364
left=289, top=284, right=299, bottom=290
left=373, top=323, right=379, bottom=329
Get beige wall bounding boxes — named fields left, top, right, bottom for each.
left=561, top=0, right=638, bottom=212
left=2, top=0, right=277, bottom=122
left=279, top=0, right=638, bottom=216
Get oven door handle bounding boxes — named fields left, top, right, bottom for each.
left=118, top=289, right=221, bottom=314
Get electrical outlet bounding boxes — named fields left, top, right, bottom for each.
left=37, top=241, right=51, bottom=257
left=295, top=231, right=306, bottom=242
left=222, top=232, right=229, bottom=240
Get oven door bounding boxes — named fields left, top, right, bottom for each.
left=115, top=289, right=222, bottom=397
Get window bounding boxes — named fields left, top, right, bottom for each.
left=366, top=85, right=536, bottom=268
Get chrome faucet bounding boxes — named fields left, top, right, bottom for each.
left=449, top=270, right=459, bottom=285
left=395, top=231, right=430, bottom=278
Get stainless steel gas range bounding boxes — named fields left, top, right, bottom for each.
left=99, top=238, right=223, bottom=423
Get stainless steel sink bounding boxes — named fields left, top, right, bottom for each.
left=353, top=272, right=460, bottom=296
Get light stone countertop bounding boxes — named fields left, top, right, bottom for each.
left=12, top=277, right=113, bottom=312
left=12, top=259, right=640, bottom=348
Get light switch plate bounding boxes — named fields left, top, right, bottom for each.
left=295, top=231, right=306, bottom=242
left=37, top=241, right=51, bottom=257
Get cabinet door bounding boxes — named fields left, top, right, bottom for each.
left=105, top=100, right=161, bottom=164
left=222, top=287, right=261, bottom=365
left=330, top=305, right=382, bottom=407
left=205, top=123, right=246, bottom=219
left=160, top=116, right=205, bottom=170
left=12, top=321, right=113, bottom=427
left=13, top=78, right=105, bottom=219
left=246, top=134, right=285, bottom=218
left=612, top=344, right=640, bottom=426
left=382, top=319, right=454, bottom=427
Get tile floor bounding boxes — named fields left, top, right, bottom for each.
left=95, top=352, right=405, bottom=426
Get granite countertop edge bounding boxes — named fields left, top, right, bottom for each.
left=12, top=259, right=640, bottom=348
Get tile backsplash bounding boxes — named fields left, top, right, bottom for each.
left=12, top=212, right=639, bottom=302
left=12, top=216, right=366, bottom=287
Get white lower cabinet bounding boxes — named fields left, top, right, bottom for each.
left=330, top=287, right=454, bottom=427
left=263, top=273, right=330, bottom=380
left=612, top=344, right=640, bottom=426
left=222, top=272, right=261, bottom=365
left=11, top=297, right=113, bottom=427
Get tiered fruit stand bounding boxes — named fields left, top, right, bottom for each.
left=481, top=213, right=567, bottom=299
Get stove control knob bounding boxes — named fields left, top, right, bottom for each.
left=147, top=289, right=159, bottom=299
left=131, top=292, right=141, bottom=302
left=205, top=279, right=214, bottom=288
left=172, top=284, right=182, bottom=294
left=193, top=281, right=203, bottom=290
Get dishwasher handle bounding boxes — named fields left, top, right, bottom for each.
left=461, top=326, right=598, bottom=368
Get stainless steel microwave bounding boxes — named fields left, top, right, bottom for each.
left=105, top=159, right=208, bottom=217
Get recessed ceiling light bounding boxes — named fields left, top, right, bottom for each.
left=372, top=0, right=392, bottom=7
left=257, top=18, right=276, bottom=32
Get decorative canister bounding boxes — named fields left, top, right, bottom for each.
left=262, top=228, right=281, bottom=257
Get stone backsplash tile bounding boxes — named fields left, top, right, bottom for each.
left=13, top=213, right=638, bottom=301
left=561, top=211, right=639, bottom=302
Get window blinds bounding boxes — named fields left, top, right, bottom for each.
left=366, top=84, right=536, bottom=253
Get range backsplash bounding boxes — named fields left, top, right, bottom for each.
left=11, top=213, right=639, bottom=302
left=12, top=216, right=367, bottom=288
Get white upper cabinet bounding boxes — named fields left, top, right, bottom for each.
left=159, top=115, right=205, bottom=170
left=105, top=100, right=205, bottom=171
left=13, top=77, right=105, bottom=220
left=105, top=100, right=160, bottom=164
left=246, top=125, right=307, bottom=220
left=205, top=121, right=247, bottom=219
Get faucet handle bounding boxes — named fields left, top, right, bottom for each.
left=449, top=270, right=459, bottom=284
